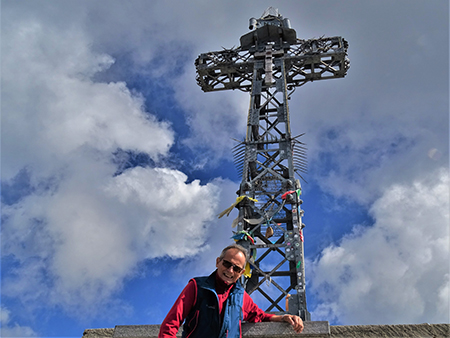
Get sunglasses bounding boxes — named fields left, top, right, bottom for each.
left=221, top=259, right=244, bottom=273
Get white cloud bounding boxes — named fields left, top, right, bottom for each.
left=1, top=16, right=174, bottom=181
left=1, top=0, right=448, bottom=329
left=0, top=2, right=221, bottom=318
left=0, top=307, right=37, bottom=338
left=303, top=85, right=449, bottom=204
left=170, top=177, right=243, bottom=279
left=104, top=166, right=221, bottom=259
left=308, top=168, right=450, bottom=324
left=173, top=71, right=249, bottom=161
left=286, top=1, right=449, bottom=204
left=2, top=163, right=221, bottom=316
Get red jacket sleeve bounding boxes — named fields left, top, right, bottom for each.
left=158, top=280, right=197, bottom=338
left=242, top=292, right=274, bottom=323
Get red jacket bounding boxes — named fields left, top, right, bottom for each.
left=159, top=272, right=274, bottom=337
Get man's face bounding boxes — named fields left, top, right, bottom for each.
left=216, top=248, right=246, bottom=284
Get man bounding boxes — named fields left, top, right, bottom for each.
left=159, top=244, right=304, bottom=337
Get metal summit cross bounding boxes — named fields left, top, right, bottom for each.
left=195, top=7, right=349, bottom=320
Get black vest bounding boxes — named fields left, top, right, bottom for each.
left=182, top=271, right=244, bottom=338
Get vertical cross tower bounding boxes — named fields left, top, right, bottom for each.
left=195, top=7, right=349, bottom=320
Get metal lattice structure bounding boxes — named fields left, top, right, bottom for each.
left=195, top=7, right=349, bottom=320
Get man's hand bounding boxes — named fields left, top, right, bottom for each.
left=270, top=314, right=304, bottom=333
left=282, top=314, right=304, bottom=333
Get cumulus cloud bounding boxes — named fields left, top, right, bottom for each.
left=170, top=177, right=244, bottom=278
left=104, top=167, right=221, bottom=259
left=1, top=16, right=173, bottom=181
left=0, top=307, right=37, bottom=337
left=1, top=0, right=448, bottom=330
left=2, top=165, right=223, bottom=317
left=309, top=168, right=450, bottom=324
left=22, top=0, right=257, bottom=164
left=288, top=1, right=449, bottom=204
left=173, top=72, right=249, bottom=162
left=0, top=1, right=222, bottom=318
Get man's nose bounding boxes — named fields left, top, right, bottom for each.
left=226, top=265, right=235, bottom=273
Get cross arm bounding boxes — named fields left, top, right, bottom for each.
left=195, top=36, right=350, bottom=92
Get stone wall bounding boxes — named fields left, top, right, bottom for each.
left=82, top=322, right=450, bottom=338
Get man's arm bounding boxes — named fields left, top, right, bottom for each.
left=242, top=292, right=274, bottom=322
left=242, top=292, right=304, bottom=333
left=158, top=280, right=197, bottom=338
left=269, top=314, right=304, bottom=333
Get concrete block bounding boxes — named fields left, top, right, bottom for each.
left=84, top=323, right=450, bottom=338
left=242, top=321, right=330, bottom=337
left=114, top=325, right=178, bottom=338
left=113, top=321, right=329, bottom=338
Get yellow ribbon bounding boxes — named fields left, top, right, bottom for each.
left=243, top=262, right=252, bottom=278
left=217, top=195, right=258, bottom=219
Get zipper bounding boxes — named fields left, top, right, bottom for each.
left=185, top=310, right=199, bottom=338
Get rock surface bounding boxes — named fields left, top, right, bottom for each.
left=330, top=324, right=449, bottom=337
left=82, top=323, right=450, bottom=338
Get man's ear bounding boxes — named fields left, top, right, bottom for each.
left=216, top=257, right=220, bottom=268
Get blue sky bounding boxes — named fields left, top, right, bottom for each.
left=1, top=0, right=449, bottom=337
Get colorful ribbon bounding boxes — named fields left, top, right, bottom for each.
left=231, top=230, right=255, bottom=244
left=217, top=195, right=258, bottom=219
left=281, top=189, right=302, bottom=200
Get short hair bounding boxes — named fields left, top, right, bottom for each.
left=219, top=244, right=249, bottom=264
